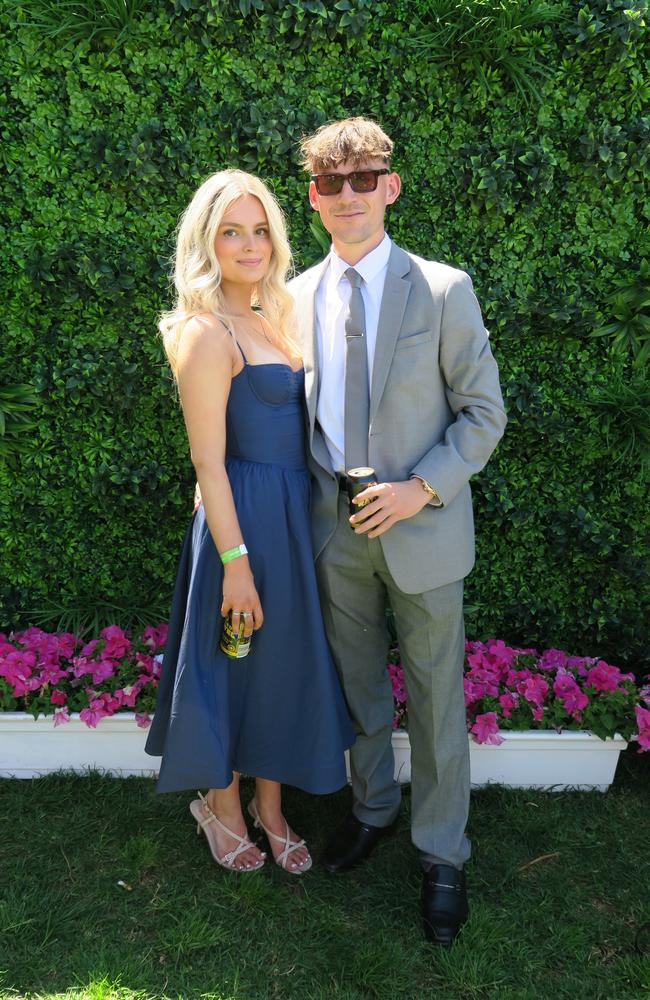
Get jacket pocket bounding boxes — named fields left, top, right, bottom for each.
left=394, top=329, right=434, bottom=350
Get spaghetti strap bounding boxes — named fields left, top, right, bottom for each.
left=234, top=339, right=248, bottom=365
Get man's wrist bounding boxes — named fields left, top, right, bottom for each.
left=409, top=475, right=443, bottom=507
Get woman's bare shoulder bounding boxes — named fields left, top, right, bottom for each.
left=178, top=313, right=235, bottom=367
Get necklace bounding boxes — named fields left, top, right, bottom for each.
left=229, top=310, right=272, bottom=344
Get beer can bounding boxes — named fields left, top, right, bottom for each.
left=346, top=466, right=378, bottom=522
left=219, top=613, right=252, bottom=659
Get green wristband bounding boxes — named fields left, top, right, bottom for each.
left=220, top=543, right=248, bottom=565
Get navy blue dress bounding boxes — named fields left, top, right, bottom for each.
left=146, top=352, right=354, bottom=794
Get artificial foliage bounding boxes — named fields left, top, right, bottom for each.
left=1, top=0, right=648, bottom=671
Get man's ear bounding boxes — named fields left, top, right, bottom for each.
left=385, top=172, right=401, bottom=206
left=308, top=180, right=319, bottom=211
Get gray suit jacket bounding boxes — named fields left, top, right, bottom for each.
left=288, top=243, right=507, bottom=594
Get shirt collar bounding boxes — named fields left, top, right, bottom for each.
left=329, top=233, right=392, bottom=286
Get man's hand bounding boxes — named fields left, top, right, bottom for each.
left=350, top=479, right=431, bottom=538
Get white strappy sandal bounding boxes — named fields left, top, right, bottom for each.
left=247, top=798, right=312, bottom=874
left=189, top=792, right=265, bottom=872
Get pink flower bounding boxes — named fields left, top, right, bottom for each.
left=80, top=691, right=120, bottom=727
left=517, top=675, right=549, bottom=708
left=586, top=661, right=625, bottom=693
left=79, top=706, right=101, bottom=728
left=553, top=672, right=589, bottom=716
left=135, top=653, right=156, bottom=675
left=483, top=638, right=520, bottom=670
left=50, top=690, right=67, bottom=705
left=537, top=648, right=569, bottom=671
left=2, top=649, right=36, bottom=677
left=12, top=626, right=48, bottom=646
left=141, top=623, right=168, bottom=652
left=388, top=662, right=407, bottom=703
left=100, top=625, right=131, bottom=659
left=463, top=678, right=487, bottom=705
left=0, top=649, right=38, bottom=696
left=53, top=707, right=71, bottom=727
left=465, top=666, right=500, bottom=696
left=71, top=656, right=93, bottom=679
left=506, top=668, right=532, bottom=687
left=135, top=713, right=152, bottom=729
left=38, top=663, right=67, bottom=685
left=118, top=684, right=139, bottom=708
left=55, top=633, right=78, bottom=658
left=499, top=692, right=519, bottom=717
left=90, top=659, right=116, bottom=685
left=633, top=706, right=650, bottom=751
left=471, top=712, right=504, bottom=745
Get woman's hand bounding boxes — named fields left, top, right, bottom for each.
left=220, top=559, right=264, bottom=638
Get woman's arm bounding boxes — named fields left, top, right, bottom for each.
left=176, top=315, right=263, bottom=637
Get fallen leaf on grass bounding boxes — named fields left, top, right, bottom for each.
left=516, top=851, right=560, bottom=873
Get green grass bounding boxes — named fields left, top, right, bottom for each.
left=0, top=754, right=648, bottom=1000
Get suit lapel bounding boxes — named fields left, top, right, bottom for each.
left=296, top=258, right=329, bottom=441
left=369, top=245, right=411, bottom=424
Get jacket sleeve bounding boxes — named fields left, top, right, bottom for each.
left=409, top=270, right=507, bottom=506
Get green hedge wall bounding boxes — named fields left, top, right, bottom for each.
left=2, top=0, right=648, bottom=670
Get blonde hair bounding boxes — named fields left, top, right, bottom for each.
left=300, top=117, right=393, bottom=173
left=159, top=169, right=298, bottom=375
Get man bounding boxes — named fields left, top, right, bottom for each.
left=288, top=117, right=507, bottom=946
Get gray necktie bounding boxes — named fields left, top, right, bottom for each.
left=343, top=267, right=369, bottom=471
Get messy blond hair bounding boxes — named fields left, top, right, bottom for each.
left=300, top=117, right=393, bottom=173
left=159, top=169, right=298, bottom=376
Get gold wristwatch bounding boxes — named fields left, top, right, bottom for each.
left=411, top=476, right=443, bottom=507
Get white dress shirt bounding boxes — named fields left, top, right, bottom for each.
left=315, top=234, right=392, bottom=473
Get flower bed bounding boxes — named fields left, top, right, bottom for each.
left=1, top=627, right=648, bottom=753
left=0, top=624, right=166, bottom=728
left=391, top=639, right=649, bottom=751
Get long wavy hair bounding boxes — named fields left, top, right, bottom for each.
left=159, top=169, right=298, bottom=375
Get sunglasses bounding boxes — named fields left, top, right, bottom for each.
left=311, top=168, right=391, bottom=196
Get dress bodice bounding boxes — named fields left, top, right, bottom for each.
left=225, top=363, right=307, bottom=471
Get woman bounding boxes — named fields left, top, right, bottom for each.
left=145, top=170, right=353, bottom=874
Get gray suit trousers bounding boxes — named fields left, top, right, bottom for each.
left=316, top=493, right=471, bottom=869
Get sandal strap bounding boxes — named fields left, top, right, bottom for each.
left=196, top=791, right=256, bottom=865
left=249, top=799, right=308, bottom=870
left=277, top=837, right=306, bottom=868
left=248, top=799, right=306, bottom=871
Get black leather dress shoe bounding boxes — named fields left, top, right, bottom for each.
left=321, top=813, right=395, bottom=873
left=421, top=864, right=469, bottom=946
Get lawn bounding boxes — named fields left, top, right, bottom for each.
left=0, top=753, right=648, bottom=1000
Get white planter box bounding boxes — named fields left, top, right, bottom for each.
left=0, top=712, right=160, bottom=778
left=1, top=714, right=627, bottom=791
left=346, top=729, right=627, bottom=792
left=468, top=729, right=627, bottom=791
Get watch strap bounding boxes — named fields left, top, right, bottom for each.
left=410, top=476, right=443, bottom=507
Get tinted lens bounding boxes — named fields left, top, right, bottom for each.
left=349, top=171, right=379, bottom=192
left=314, top=174, right=345, bottom=195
